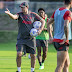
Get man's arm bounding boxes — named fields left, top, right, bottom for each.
left=60, top=11, right=72, bottom=44
left=64, top=11, right=72, bottom=41
left=43, top=28, right=47, bottom=31
left=5, top=8, right=19, bottom=20
left=38, top=18, right=45, bottom=34
left=59, top=20, right=70, bottom=45
left=47, top=18, right=54, bottom=38
left=47, top=18, right=54, bottom=43
left=43, top=19, right=53, bottom=31
left=64, top=20, right=69, bottom=40
left=34, top=13, right=45, bottom=35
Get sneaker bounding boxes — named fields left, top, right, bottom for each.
left=39, top=66, right=44, bottom=69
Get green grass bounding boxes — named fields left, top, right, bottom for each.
left=0, top=42, right=72, bottom=72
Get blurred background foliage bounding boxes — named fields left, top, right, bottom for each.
left=0, top=1, right=72, bottom=43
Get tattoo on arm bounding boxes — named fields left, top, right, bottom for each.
left=64, top=20, right=69, bottom=40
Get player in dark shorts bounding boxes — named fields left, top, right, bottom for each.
left=36, top=8, right=53, bottom=69
left=5, top=2, right=45, bottom=72
left=47, top=0, right=72, bottom=72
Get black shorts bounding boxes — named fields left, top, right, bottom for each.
left=36, top=39, right=48, bottom=48
left=16, top=44, right=36, bottom=54
left=53, top=42, right=69, bottom=51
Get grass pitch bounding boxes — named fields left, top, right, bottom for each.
left=0, top=42, right=72, bottom=72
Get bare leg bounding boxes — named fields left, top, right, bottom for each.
left=37, top=47, right=42, bottom=64
left=55, top=51, right=68, bottom=72
left=42, top=47, right=48, bottom=61
left=16, top=52, right=22, bottom=67
left=63, top=51, right=70, bottom=72
left=30, top=54, right=36, bottom=68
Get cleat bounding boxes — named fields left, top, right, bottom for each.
left=39, top=63, right=44, bottom=69
left=39, top=66, right=44, bottom=69
left=16, top=71, right=19, bottom=72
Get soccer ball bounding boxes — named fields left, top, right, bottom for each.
left=30, top=28, right=38, bottom=37
left=33, top=21, right=41, bottom=28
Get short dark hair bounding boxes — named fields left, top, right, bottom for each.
left=64, top=0, right=72, bottom=5
left=38, top=8, right=45, bottom=12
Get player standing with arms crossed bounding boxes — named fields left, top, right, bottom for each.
left=5, top=2, right=45, bottom=72
left=47, top=0, right=72, bottom=72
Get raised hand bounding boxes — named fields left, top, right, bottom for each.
left=5, top=8, right=10, bottom=14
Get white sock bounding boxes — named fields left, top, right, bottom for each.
left=31, top=67, right=34, bottom=72
left=17, top=67, right=21, bottom=72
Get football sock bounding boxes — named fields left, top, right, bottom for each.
left=39, top=62, right=42, bottom=66
left=42, top=59, right=44, bottom=63
left=17, top=67, right=21, bottom=72
left=31, top=67, right=34, bottom=72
